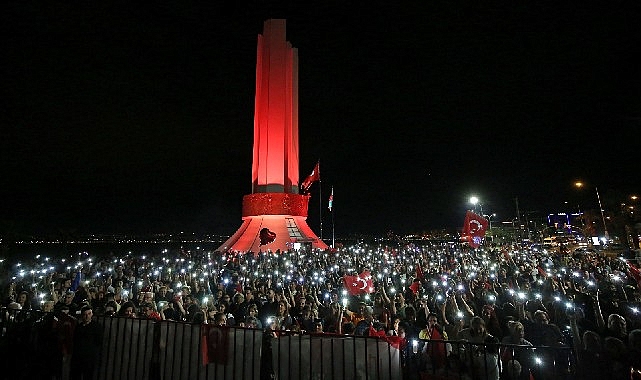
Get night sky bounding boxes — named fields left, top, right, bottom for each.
left=2, top=2, right=640, bottom=237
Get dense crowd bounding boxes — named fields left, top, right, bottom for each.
left=1, top=242, right=641, bottom=379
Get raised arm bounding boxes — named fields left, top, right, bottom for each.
left=310, top=287, right=321, bottom=308
left=515, top=298, right=526, bottom=321
left=593, top=289, right=605, bottom=329
left=456, top=294, right=474, bottom=317
left=381, top=284, right=391, bottom=305
left=440, top=301, right=450, bottom=325
left=389, top=289, right=398, bottom=316
left=568, top=312, right=582, bottom=355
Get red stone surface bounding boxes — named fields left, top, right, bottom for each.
left=242, top=193, right=309, bottom=217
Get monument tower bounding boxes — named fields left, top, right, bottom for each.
left=218, top=19, right=328, bottom=253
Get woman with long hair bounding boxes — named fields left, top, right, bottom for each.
left=217, top=301, right=236, bottom=326
left=272, top=300, right=293, bottom=332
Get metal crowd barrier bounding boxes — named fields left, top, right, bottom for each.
left=410, top=337, right=576, bottom=380
left=1, top=308, right=576, bottom=380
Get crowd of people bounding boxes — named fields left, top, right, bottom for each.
left=1, top=242, right=641, bottom=379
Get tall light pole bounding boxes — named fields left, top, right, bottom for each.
left=575, top=181, right=610, bottom=243
left=484, top=213, right=497, bottom=229
left=469, top=196, right=483, bottom=214
left=595, top=187, right=610, bottom=242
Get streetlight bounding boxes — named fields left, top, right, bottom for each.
left=484, top=213, right=497, bottom=229
left=469, top=196, right=483, bottom=214
left=574, top=181, right=610, bottom=243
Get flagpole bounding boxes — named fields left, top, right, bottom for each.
left=332, top=203, right=335, bottom=248
left=318, top=160, right=323, bottom=241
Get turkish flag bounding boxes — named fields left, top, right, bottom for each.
left=423, top=328, right=447, bottom=369
left=409, top=281, right=420, bottom=295
left=343, top=271, right=375, bottom=295
left=627, top=262, right=641, bottom=289
left=461, top=211, right=489, bottom=248
left=300, top=161, right=320, bottom=193
left=359, top=271, right=375, bottom=294
left=386, top=335, right=407, bottom=351
left=368, top=326, right=386, bottom=338
left=343, top=275, right=360, bottom=295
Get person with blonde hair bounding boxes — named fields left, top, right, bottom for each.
left=500, top=321, right=533, bottom=379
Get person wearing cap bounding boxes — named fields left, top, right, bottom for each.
left=70, top=305, right=102, bottom=380
left=155, top=286, right=171, bottom=305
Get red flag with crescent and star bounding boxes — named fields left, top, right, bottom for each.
left=627, top=261, right=641, bottom=289
left=343, top=271, right=375, bottom=295
left=300, top=161, right=320, bottom=193
left=461, top=210, right=489, bottom=248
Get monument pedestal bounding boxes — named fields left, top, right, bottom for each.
left=218, top=193, right=327, bottom=253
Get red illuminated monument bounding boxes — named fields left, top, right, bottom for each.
left=218, top=19, right=328, bottom=254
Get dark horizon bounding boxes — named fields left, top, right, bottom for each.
left=2, top=3, right=640, bottom=238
